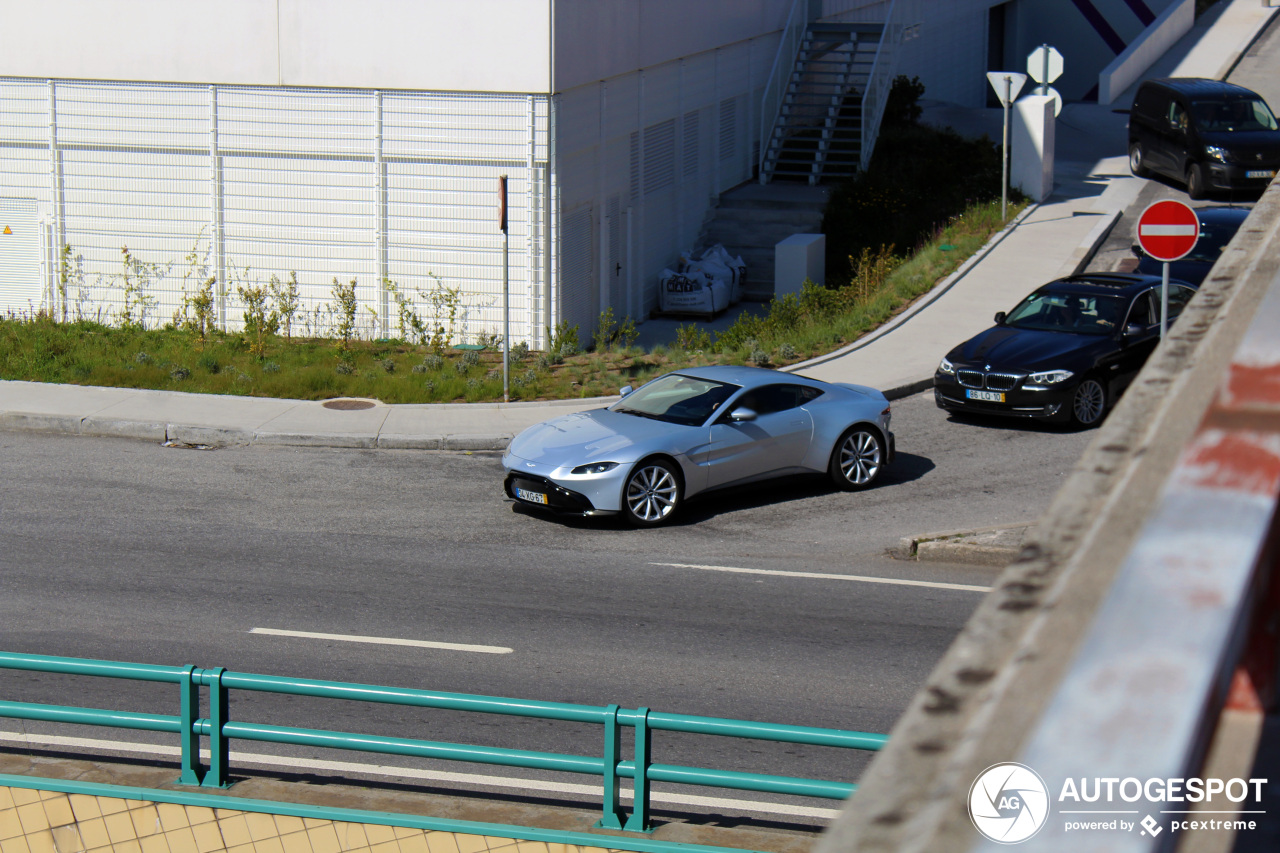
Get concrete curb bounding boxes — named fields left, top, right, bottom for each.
left=897, top=522, right=1036, bottom=567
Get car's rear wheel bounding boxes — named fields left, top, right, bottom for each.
left=829, top=427, right=884, bottom=490
left=1187, top=163, right=1207, bottom=200
left=1128, top=142, right=1149, bottom=177
left=1071, top=378, right=1107, bottom=427
left=622, top=459, right=682, bottom=527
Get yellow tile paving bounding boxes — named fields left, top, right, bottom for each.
left=0, top=836, right=31, bottom=853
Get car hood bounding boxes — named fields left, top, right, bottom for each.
left=1199, top=129, right=1280, bottom=163
left=507, top=408, right=689, bottom=468
left=948, top=326, right=1102, bottom=372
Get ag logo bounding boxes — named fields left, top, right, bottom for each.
left=969, top=762, right=1050, bottom=844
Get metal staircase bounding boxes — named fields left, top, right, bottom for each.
left=757, top=0, right=916, bottom=186
left=762, top=22, right=884, bottom=185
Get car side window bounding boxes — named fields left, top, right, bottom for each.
left=1126, top=290, right=1157, bottom=328
left=1167, top=285, right=1196, bottom=322
left=1168, top=101, right=1189, bottom=134
left=731, top=384, right=813, bottom=417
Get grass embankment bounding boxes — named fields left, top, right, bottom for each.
left=0, top=77, right=1024, bottom=403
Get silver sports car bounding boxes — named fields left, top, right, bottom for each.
left=502, top=365, right=895, bottom=526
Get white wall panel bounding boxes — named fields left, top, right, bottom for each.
left=0, top=78, right=549, bottom=344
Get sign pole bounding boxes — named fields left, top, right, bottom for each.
left=1002, top=76, right=1010, bottom=221
left=1161, top=261, right=1169, bottom=338
left=499, top=175, right=509, bottom=403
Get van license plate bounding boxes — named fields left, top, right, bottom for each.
left=516, top=488, right=548, bottom=505
left=966, top=390, right=1005, bottom=403
left=1246, top=170, right=1275, bottom=179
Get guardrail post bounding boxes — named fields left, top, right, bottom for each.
left=596, top=704, right=624, bottom=829
left=177, top=665, right=202, bottom=785
left=203, top=667, right=229, bottom=788
left=624, top=706, right=651, bottom=832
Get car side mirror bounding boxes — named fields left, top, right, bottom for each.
left=619, top=385, right=633, bottom=397
left=1131, top=244, right=1147, bottom=258
left=1123, top=323, right=1145, bottom=338
left=994, top=311, right=1006, bottom=326
left=729, top=406, right=757, bottom=422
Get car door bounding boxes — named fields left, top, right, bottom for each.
left=703, top=384, right=815, bottom=489
left=1109, top=288, right=1161, bottom=396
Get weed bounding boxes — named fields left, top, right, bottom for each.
left=411, top=363, right=427, bottom=374
left=380, top=358, right=395, bottom=373
left=674, top=324, right=712, bottom=352
left=331, top=277, right=358, bottom=364
left=263, top=362, right=281, bottom=373
left=335, top=362, right=354, bottom=375
left=237, top=278, right=279, bottom=359
left=422, top=353, right=444, bottom=371
left=270, top=272, right=301, bottom=342
left=115, top=246, right=166, bottom=330
left=170, top=366, right=191, bottom=381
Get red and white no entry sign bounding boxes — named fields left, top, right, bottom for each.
left=1136, top=199, right=1200, bottom=262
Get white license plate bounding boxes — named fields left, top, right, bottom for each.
left=1246, top=170, right=1276, bottom=179
left=966, top=389, right=1005, bottom=403
left=515, top=487, right=548, bottom=505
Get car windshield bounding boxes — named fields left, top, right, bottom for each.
left=611, top=373, right=739, bottom=426
left=1191, top=98, right=1279, bottom=132
left=1185, top=216, right=1244, bottom=262
left=1004, top=290, right=1125, bottom=335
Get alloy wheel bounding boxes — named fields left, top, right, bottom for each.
left=835, top=430, right=882, bottom=487
left=625, top=463, right=679, bottom=524
left=1073, top=379, right=1106, bottom=426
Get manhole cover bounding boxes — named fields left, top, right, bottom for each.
left=322, top=399, right=377, bottom=411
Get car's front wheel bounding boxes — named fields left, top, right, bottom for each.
left=1071, top=378, right=1108, bottom=427
left=1129, top=142, right=1149, bottom=177
left=829, top=427, right=884, bottom=490
left=1187, top=163, right=1207, bottom=200
left=622, top=459, right=682, bottom=527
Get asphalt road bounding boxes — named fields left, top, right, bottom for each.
left=0, top=389, right=1094, bottom=822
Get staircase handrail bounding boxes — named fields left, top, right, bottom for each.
left=759, top=0, right=820, bottom=181
left=859, top=0, right=914, bottom=172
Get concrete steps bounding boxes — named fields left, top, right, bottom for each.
left=695, top=182, right=831, bottom=300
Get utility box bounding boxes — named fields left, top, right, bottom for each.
left=775, top=233, right=825, bottom=298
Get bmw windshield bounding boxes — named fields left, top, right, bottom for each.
left=611, top=373, right=739, bottom=426
left=1004, top=290, right=1126, bottom=335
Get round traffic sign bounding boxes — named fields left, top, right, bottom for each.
left=1136, top=199, right=1200, bottom=262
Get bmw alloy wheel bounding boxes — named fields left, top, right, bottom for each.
left=1072, top=379, right=1107, bottom=427
left=830, top=428, right=883, bottom=490
left=623, top=460, right=681, bottom=526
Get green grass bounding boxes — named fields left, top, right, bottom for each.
left=0, top=197, right=1023, bottom=404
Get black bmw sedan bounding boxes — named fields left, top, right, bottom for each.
left=934, top=273, right=1196, bottom=428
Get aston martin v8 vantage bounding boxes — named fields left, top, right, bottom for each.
left=502, top=365, right=895, bottom=526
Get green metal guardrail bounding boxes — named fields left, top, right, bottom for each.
left=0, top=651, right=886, bottom=831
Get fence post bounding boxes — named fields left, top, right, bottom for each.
left=203, top=667, right=229, bottom=788
left=597, top=704, right=624, bottom=829
left=177, top=665, right=202, bottom=785
left=624, top=707, right=651, bottom=832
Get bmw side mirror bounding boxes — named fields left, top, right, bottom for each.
left=994, top=311, right=1006, bottom=325
left=619, top=385, right=633, bottom=397
left=1131, top=244, right=1147, bottom=258
left=1124, top=323, right=1145, bottom=337
left=729, top=406, right=757, bottom=422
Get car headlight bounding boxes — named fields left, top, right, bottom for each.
left=571, top=461, right=619, bottom=475
left=1028, top=369, right=1073, bottom=385
left=938, top=357, right=955, bottom=375
left=1204, top=145, right=1229, bottom=163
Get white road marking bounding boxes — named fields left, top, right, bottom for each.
left=250, top=627, right=512, bottom=655
left=650, top=562, right=991, bottom=592
left=0, top=730, right=841, bottom=820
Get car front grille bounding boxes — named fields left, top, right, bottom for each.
left=957, top=370, right=1022, bottom=391
left=986, top=373, right=1021, bottom=391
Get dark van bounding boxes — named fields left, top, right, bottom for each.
left=1128, top=78, right=1280, bottom=199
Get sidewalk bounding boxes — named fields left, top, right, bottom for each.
left=1, top=0, right=1272, bottom=453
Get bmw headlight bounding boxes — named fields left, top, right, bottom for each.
left=1204, top=145, right=1229, bottom=163
left=938, top=357, right=955, bottom=375
left=571, top=461, right=619, bottom=475
left=1028, top=369, right=1073, bottom=385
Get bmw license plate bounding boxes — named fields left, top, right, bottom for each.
left=516, top=487, right=548, bottom=505
left=1246, top=170, right=1276, bottom=179
left=966, top=389, right=1005, bottom=403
